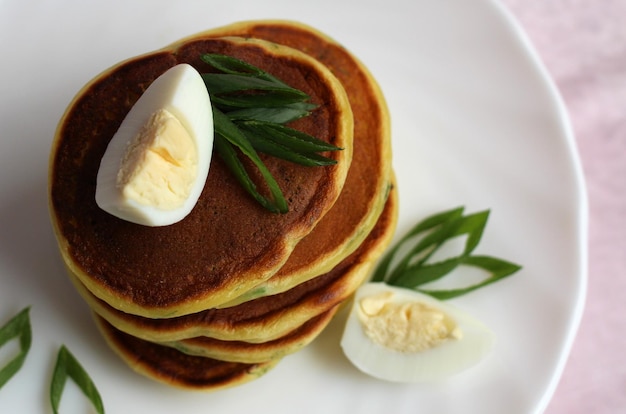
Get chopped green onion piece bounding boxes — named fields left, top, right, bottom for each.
left=50, top=345, right=104, bottom=414
left=391, top=257, right=463, bottom=288
left=418, top=255, right=522, bottom=300
left=239, top=121, right=342, bottom=153
left=201, top=53, right=293, bottom=88
left=227, top=102, right=317, bottom=124
left=202, top=73, right=309, bottom=107
left=209, top=91, right=310, bottom=109
left=213, top=108, right=288, bottom=213
left=242, top=128, right=337, bottom=167
left=202, top=73, right=288, bottom=94
left=0, top=307, right=32, bottom=389
left=201, top=53, right=267, bottom=77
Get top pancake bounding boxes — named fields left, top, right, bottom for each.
left=49, top=35, right=353, bottom=318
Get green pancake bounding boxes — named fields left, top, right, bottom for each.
left=49, top=35, right=353, bottom=318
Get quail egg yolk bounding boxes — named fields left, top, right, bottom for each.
left=117, top=108, right=198, bottom=210
left=358, top=291, right=463, bottom=353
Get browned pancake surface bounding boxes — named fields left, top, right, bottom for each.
left=50, top=36, right=352, bottom=317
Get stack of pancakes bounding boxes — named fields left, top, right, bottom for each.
left=48, top=20, right=397, bottom=390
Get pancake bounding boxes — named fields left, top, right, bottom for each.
left=94, top=315, right=279, bottom=391
left=49, top=35, right=354, bottom=318
left=69, top=183, right=397, bottom=343
left=196, top=21, right=393, bottom=307
left=163, top=306, right=339, bottom=363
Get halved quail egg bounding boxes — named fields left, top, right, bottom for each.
left=341, top=282, right=495, bottom=382
left=95, top=63, right=213, bottom=226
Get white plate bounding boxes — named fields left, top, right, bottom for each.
left=0, top=0, right=587, bottom=413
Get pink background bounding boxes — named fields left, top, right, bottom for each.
left=502, top=1, right=626, bottom=412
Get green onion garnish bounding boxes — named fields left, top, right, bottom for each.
left=0, top=307, right=32, bottom=389
left=372, top=206, right=522, bottom=299
left=50, top=346, right=104, bottom=414
left=200, top=54, right=342, bottom=213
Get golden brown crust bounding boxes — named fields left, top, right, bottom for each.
left=49, top=36, right=353, bottom=318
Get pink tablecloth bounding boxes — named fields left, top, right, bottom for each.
left=501, top=1, right=626, bottom=412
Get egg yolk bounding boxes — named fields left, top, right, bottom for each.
left=116, top=108, right=198, bottom=210
left=358, top=291, right=462, bottom=353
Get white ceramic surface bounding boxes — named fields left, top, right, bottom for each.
left=0, top=0, right=587, bottom=413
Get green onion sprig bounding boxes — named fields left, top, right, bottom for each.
left=50, top=346, right=105, bottom=414
left=200, top=54, right=342, bottom=213
left=372, top=207, right=522, bottom=299
left=1, top=307, right=105, bottom=412
left=0, top=307, right=32, bottom=389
